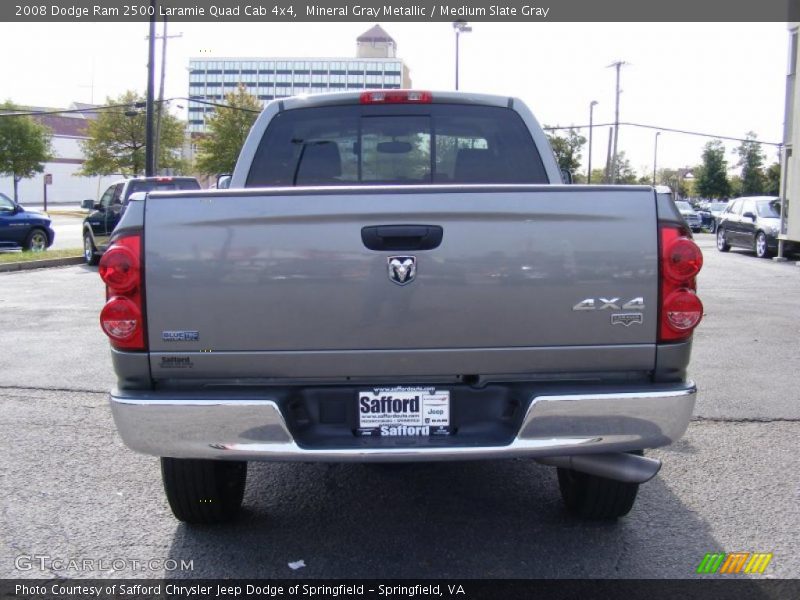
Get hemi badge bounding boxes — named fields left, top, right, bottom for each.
left=162, top=331, right=200, bottom=342
left=611, top=314, right=643, bottom=327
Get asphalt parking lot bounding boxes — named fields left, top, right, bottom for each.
left=0, top=233, right=798, bottom=579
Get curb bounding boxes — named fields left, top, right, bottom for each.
left=0, top=256, right=85, bottom=273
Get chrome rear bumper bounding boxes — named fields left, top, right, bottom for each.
left=110, top=383, right=696, bottom=462
left=111, top=382, right=697, bottom=462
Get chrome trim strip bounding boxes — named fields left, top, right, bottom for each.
left=110, top=383, right=696, bottom=462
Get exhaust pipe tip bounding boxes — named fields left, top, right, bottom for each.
left=537, top=452, right=662, bottom=484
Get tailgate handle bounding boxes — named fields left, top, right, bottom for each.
left=361, top=225, right=443, bottom=251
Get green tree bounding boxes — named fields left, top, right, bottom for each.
left=544, top=126, right=586, bottom=175
left=658, top=168, right=690, bottom=199
left=695, top=140, right=730, bottom=199
left=79, top=91, right=186, bottom=177
left=729, top=175, right=743, bottom=198
left=764, top=162, right=781, bottom=196
left=195, top=86, right=262, bottom=176
left=735, top=132, right=765, bottom=196
left=589, top=168, right=607, bottom=183
left=611, top=151, right=638, bottom=184
left=0, top=101, right=53, bottom=202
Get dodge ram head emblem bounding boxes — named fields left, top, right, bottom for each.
left=388, top=256, right=417, bottom=285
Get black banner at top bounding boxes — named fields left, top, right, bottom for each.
left=2, top=0, right=799, bottom=22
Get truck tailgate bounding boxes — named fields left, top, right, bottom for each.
left=144, top=185, right=658, bottom=379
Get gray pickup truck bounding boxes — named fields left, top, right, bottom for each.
left=100, top=90, right=704, bottom=524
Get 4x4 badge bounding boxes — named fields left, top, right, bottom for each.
left=573, top=297, right=645, bottom=311
left=388, top=256, right=416, bottom=285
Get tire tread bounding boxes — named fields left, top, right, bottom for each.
left=161, top=458, right=247, bottom=524
left=556, top=456, right=641, bottom=520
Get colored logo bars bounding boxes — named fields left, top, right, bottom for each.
left=696, top=552, right=773, bottom=575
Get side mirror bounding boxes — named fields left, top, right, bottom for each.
left=80, top=199, right=95, bottom=210
left=743, top=211, right=756, bottom=220
left=560, top=169, right=574, bottom=184
left=216, top=174, right=232, bottom=190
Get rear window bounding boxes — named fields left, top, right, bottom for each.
left=246, top=104, right=548, bottom=186
left=126, top=179, right=201, bottom=197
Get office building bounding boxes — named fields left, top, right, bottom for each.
left=187, top=25, right=412, bottom=134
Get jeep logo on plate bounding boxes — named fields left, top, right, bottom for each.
left=388, top=256, right=417, bottom=285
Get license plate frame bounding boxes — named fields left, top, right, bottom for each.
left=356, top=387, right=451, bottom=437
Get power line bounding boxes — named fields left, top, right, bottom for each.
left=0, top=103, right=145, bottom=117
left=543, top=122, right=781, bottom=147
left=0, top=96, right=259, bottom=118
left=180, top=97, right=260, bottom=112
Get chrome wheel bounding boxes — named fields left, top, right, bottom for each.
left=24, top=229, right=47, bottom=252
left=755, top=232, right=770, bottom=258
left=83, top=233, right=99, bottom=265
left=716, top=228, right=730, bottom=252
left=84, top=235, right=93, bottom=262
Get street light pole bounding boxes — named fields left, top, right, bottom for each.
left=587, top=100, right=598, bottom=183
left=652, top=131, right=661, bottom=186
left=453, top=21, right=472, bottom=90
left=144, top=0, right=157, bottom=176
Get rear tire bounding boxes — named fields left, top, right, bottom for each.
left=557, top=453, right=642, bottom=520
left=716, top=227, right=731, bottom=252
left=161, top=458, right=247, bottom=524
left=83, top=232, right=99, bottom=265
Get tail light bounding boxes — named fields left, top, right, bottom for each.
left=659, top=226, right=704, bottom=342
left=99, top=233, right=146, bottom=351
left=100, top=297, right=141, bottom=340
left=98, top=245, right=139, bottom=292
left=360, top=90, right=432, bottom=104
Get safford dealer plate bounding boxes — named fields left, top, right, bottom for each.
left=357, top=387, right=451, bottom=437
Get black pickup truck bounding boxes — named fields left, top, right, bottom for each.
left=81, top=176, right=200, bottom=265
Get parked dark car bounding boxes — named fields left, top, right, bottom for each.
left=674, top=200, right=702, bottom=233
left=716, top=196, right=794, bottom=258
left=699, top=201, right=729, bottom=233
left=82, top=176, right=200, bottom=265
left=0, top=192, right=55, bottom=251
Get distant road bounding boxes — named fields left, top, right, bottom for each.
left=26, top=202, right=83, bottom=212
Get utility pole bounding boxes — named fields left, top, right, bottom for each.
left=145, top=0, right=157, bottom=176
left=147, top=20, right=183, bottom=173
left=607, top=60, right=628, bottom=184
left=79, top=57, right=96, bottom=104
left=652, top=131, right=661, bottom=186
left=604, top=126, right=613, bottom=183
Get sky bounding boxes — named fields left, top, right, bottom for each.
left=0, top=21, right=790, bottom=178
